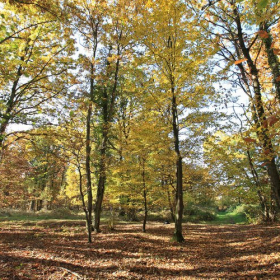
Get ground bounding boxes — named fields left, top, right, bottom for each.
left=1, top=220, right=280, bottom=279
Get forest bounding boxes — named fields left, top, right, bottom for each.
left=1, top=0, right=280, bottom=278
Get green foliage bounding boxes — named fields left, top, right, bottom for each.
left=241, top=204, right=263, bottom=224
left=184, top=205, right=216, bottom=223
left=258, top=0, right=269, bottom=9
left=214, top=212, right=247, bottom=225
left=215, top=205, right=256, bottom=225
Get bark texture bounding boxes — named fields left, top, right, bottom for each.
left=171, top=92, right=184, bottom=243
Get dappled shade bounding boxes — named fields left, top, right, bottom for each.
left=1, top=221, right=280, bottom=279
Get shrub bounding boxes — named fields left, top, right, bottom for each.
left=184, top=205, right=216, bottom=223
left=242, top=205, right=262, bottom=224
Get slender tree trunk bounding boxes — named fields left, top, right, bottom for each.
left=143, top=188, right=148, bottom=232
left=94, top=88, right=108, bottom=233
left=246, top=150, right=271, bottom=221
left=85, top=103, right=93, bottom=242
left=171, top=92, right=184, bottom=242
left=0, top=121, right=8, bottom=150
left=29, top=200, right=36, bottom=211
left=166, top=178, right=175, bottom=222
left=142, top=159, right=148, bottom=233
left=270, top=190, right=277, bottom=222
left=78, top=165, right=92, bottom=243
left=94, top=164, right=106, bottom=233
left=257, top=190, right=270, bottom=222
left=83, top=54, right=96, bottom=242
left=37, top=200, right=43, bottom=211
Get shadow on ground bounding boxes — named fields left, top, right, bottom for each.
left=0, top=221, right=280, bottom=279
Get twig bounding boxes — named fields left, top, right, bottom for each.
left=59, top=267, right=83, bottom=279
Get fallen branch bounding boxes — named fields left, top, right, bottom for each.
left=59, top=267, right=83, bottom=279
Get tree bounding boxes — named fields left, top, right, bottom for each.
left=0, top=138, right=31, bottom=208
left=135, top=0, right=216, bottom=241
left=0, top=2, right=74, bottom=151
left=65, top=0, right=138, bottom=240
left=199, top=0, right=280, bottom=209
left=23, top=131, right=67, bottom=211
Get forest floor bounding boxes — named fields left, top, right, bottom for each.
left=1, top=220, right=280, bottom=279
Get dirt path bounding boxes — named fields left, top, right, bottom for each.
left=0, top=221, right=280, bottom=279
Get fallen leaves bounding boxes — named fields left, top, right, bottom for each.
left=0, top=221, right=280, bottom=279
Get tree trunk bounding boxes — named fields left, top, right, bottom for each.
left=37, top=200, right=43, bottom=211
left=94, top=172, right=106, bottom=233
left=0, top=120, right=8, bottom=151
left=78, top=164, right=92, bottom=243
left=167, top=180, right=175, bottom=222
left=85, top=103, right=93, bottom=242
left=143, top=188, right=148, bottom=233
left=85, top=61, right=95, bottom=241
left=269, top=191, right=277, bottom=222
left=0, top=63, right=22, bottom=153
left=171, top=93, right=184, bottom=243
left=246, top=150, right=271, bottom=222
left=142, top=160, right=148, bottom=233
left=94, top=42, right=121, bottom=233
left=260, top=22, right=280, bottom=102
left=94, top=88, right=108, bottom=233
left=29, top=200, right=36, bottom=212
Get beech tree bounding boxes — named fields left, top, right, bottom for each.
left=134, top=0, right=216, bottom=242
left=65, top=0, right=139, bottom=241
left=199, top=0, right=280, bottom=210
left=0, top=2, right=74, bottom=152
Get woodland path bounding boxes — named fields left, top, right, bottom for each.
left=0, top=221, right=280, bottom=279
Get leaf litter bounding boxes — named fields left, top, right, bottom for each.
left=0, top=221, right=280, bottom=279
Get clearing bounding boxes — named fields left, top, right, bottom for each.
left=0, top=221, right=280, bottom=279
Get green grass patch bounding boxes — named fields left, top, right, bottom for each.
left=184, top=204, right=248, bottom=225
left=0, top=209, right=83, bottom=222
left=212, top=211, right=247, bottom=224
left=0, top=206, right=249, bottom=225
